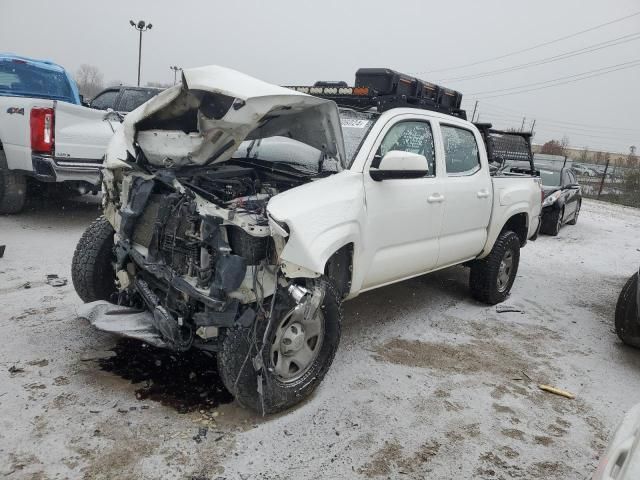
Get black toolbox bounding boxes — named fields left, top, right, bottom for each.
left=355, top=68, right=462, bottom=109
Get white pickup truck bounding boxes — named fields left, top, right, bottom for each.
left=0, top=55, right=121, bottom=213
left=73, top=65, right=542, bottom=414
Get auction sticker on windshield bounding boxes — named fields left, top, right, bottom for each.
left=341, top=118, right=370, bottom=128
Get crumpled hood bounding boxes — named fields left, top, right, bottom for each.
left=105, top=65, right=346, bottom=169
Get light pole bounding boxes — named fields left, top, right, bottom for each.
left=129, top=19, right=153, bottom=87
left=170, top=66, right=182, bottom=85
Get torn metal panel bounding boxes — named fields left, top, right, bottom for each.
left=77, top=301, right=169, bottom=349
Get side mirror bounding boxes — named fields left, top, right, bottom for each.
left=370, top=150, right=429, bottom=181
left=565, top=183, right=580, bottom=189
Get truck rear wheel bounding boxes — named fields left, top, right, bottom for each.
left=469, top=230, right=520, bottom=305
left=71, top=216, right=116, bottom=303
left=0, top=151, right=27, bottom=214
left=218, top=278, right=341, bottom=414
left=615, top=272, right=640, bottom=349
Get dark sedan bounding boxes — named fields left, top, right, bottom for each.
left=539, top=164, right=582, bottom=235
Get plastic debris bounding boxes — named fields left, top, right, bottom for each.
left=46, top=274, right=67, bottom=287
left=496, top=304, right=524, bottom=314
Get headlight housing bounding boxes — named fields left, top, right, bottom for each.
left=542, top=190, right=562, bottom=207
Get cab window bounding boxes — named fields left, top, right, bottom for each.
left=441, top=125, right=480, bottom=175
left=375, top=121, right=436, bottom=175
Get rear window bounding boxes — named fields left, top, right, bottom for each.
left=0, top=60, right=74, bottom=102
left=119, top=89, right=159, bottom=112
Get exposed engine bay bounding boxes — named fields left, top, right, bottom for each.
left=100, top=159, right=315, bottom=351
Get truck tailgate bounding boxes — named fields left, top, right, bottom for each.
left=54, top=102, right=118, bottom=162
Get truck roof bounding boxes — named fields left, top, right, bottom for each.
left=0, top=53, right=81, bottom=104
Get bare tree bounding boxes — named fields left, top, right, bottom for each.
left=540, top=139, right=565, bottom=156
left=75, top=64, right=104, bottom=99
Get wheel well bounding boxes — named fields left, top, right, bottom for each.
left=502, top=213, right=528, bottom=247
left=324, top=243, right=353, bottom=300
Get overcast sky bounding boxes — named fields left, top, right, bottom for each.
left=2, top=0, right=639, bottom=153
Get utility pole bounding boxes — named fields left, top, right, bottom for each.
left=520, top=116, right=526, bottom=132
left=471, top=101, right=478, bottom=123
left=129, top=20, right=153, bottom=87
left=170, top=66, right=182, bottom=85
left=598, top=155, right=610, bottom=199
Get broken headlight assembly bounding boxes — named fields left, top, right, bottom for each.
left=542, top=190, right=562, bottom=207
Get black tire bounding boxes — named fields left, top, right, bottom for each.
left=542, top=208, right=563, bottom=236
left=0, top=150, right=27, bottom=214
left=218, top=278, right=342, bottom=414
left=71, top=215, right=116, bottom=303
left=615, top=272, right=640, bottom=349
left=469, top=230, right=521, bottom=305
left=567, top=201, right=580, bottom=225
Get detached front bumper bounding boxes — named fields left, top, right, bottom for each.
left=31, top=154, right=102, bottom=186
left=77, top=301, right=170, bottom=349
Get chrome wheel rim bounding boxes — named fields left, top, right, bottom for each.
left=497, top=250, right=514, bottom=293
left=270, top=306, right=324, bottom=383
left=557, top=211, right=563, bottom=231
left=574, top=204, right=580, bottom=221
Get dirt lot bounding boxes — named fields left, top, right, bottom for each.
left=1, top=197, right=639, bottom=479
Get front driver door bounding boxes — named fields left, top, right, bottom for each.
left=361, top=117, right=445, bottom=290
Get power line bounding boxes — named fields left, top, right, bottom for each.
left=440, top=31, right=640, bottom=83
left=412, top=10, right=640, bottom=74
left=469, top=100, right=640, bottom=132
left=471, top=59, right=640, bottom=98
left=477, top=109, right=639, bottom=136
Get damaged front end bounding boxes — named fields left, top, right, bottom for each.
left=77, top=65, right=345, bottom=391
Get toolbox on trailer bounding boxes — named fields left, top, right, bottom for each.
left=285, top=67, right=466, bottom=119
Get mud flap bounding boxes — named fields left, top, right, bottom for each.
left=77, top=300, right=170, bottom=349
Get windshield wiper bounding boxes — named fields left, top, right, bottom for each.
left=230, top=158, right=318, bottom=177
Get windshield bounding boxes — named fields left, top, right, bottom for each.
left=231, top=109, right=378, bottom=174
left=0, top=60, right=74, bottom=102
left=339, top=109, right=378, bottom=166
left=540, top=168, right=562, bottom=186
left=233, top=137, right=331, bottom=175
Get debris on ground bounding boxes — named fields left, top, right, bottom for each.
left=22, top=282, right=31, bottom=289
left=193, top=427, right=208, bottom=443
left=0, top=245, right=5, bottom=258
left=8, top=365, right=25, bottom=376
left=538, top=384, right=576, bottom=399
left=496, top=304, right=525, bottom=314
left=45, top=274, right=67, bottom=287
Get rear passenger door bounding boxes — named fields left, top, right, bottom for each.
left=436, top=123, right=493, bottom=267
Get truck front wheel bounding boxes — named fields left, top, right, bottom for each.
left=71, top=216, right=116, bottom=302
left=469, top=230, right=521, bottom=305
left=0, top=151, right=27, bottom=214
left=218, top=278, right=342, bottom=414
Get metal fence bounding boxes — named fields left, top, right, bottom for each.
left=576, top=165, right=640, bottom=208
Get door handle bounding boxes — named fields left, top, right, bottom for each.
left=477, top=189, right=490, bottom=199
left=427, top=193, right=445, bottom=203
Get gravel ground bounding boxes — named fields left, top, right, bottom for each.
left=1, top=196, right=639, bottom=479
